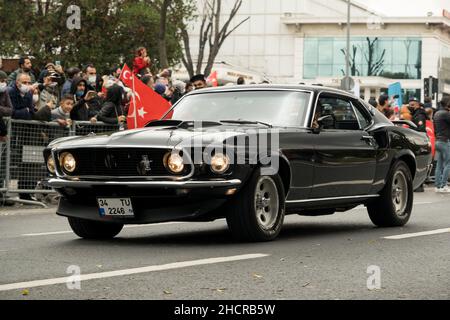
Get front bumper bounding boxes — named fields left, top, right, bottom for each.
left=47, top=178, right=242, bottom=189
left=47, top=178, right=242, bottom=224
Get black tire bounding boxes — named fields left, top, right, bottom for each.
left=68, top=217, right=123, bottom=239
left=367, top=160, right=413, bottom=227
left=226, top=168, right=285, bottom=242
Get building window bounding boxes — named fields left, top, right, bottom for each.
left=303, top=37, right=422, bottom=80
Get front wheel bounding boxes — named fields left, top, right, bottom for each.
left=68, top=217, right=124, bottom=239
left=226, top=169, right=285, bottom=242
left=367, top=161, right=413, bottom=227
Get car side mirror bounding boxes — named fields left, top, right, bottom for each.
left=317, top=115, right=335, bottom=129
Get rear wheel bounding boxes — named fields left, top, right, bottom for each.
left=68, top=217, right=123, bottom=239
left=367, top=161, right=413, bottom=227
left=226, top=169, right=285, bottom=242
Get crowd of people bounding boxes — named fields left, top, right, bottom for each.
left=0, top=48, right=211, bottom=140
left=368, top=93, right=450, bottom=194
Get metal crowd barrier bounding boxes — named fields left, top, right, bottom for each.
left=0, top=118, right=119, bottom=207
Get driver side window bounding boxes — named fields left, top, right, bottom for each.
left=316, top=96, right=360, bottom=130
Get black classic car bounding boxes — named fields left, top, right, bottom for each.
left=45, top=85, right=432, bottom=242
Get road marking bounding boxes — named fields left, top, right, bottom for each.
left=354, top=202, right=433, bottom=210
left=22, top=231, right=72, bottom=237
left=383, top=228, right=450, bottom=240
left=0, top=253, right=269, bottom=292
left=20, top=222, right=186, bottom=237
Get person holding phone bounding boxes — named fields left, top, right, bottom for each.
left=69, top=77, right=101, bottom=123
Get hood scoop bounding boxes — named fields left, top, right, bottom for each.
left=145, top=120, right=223, bottom=130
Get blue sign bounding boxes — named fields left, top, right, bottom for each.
left=388, top=82, right=403, bottom=109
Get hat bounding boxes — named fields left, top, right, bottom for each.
left=154, top=83, right=166, bottom=95
left=42, top=69, right=60, bottom=79
left=45, top=63, right=56, bottom=69
left=409, top=97, right=419, bottom=103
left=0, top=70, right=7, bottom=80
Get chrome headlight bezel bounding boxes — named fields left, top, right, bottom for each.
left=60, top=152, right=76, bottom=173
left=210, top=153, right=230, bottom=174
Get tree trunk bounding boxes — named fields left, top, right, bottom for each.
left=158, top=0, right=171, bottom=69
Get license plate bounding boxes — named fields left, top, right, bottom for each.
left=97, top=198, right=134, bottom=217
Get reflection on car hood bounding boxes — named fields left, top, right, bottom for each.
left=48, top=124, right=261, bottom=149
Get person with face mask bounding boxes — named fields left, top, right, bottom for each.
left=7, top=57, right=36, bottom=86
left=409, top=97, right=427, bottom=133
left=69, top=77, right=101, bottom=123
left=82, top=64, right=101, bottom=92
left=9, top=73, right=35, bottom=120
left=0, top=71, right=13, bottom=140
left=37, top=70, right=60, bottom=111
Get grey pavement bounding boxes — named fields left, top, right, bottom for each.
left=0, top=188, right=449, bottom=300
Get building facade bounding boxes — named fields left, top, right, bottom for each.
left=186, top=0, right=450, bottom=102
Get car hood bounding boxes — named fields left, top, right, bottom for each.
left=48, top=124, right=262, bottom=150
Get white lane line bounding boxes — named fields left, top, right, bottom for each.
left=21, top=222, right=186, bottom=237
left=383, top=228, right=450, bottom=240
left=354, top=202, right=433, bottom=210
left=0, top=253, right=269, bottom=292
left=22, top=231, right=72, bottom=237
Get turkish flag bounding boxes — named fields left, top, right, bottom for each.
left=207, top=71, right=218, bottom=87
left=119, top=64, right=172, bottom=129
left=426, top=120, right=435, bottom=157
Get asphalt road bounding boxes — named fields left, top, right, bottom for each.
left=0, top=188, right=449, bottom=300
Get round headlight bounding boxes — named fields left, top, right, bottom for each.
left=46, top=156, right=56, bottom=174
left=166, top=153, right=184, bottom=174
left=210, top=153, right=230, bottom=174
left=60, top=152, right=76, bottom=173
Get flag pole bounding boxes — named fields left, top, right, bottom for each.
left=132, top=72, right=138, bottom=129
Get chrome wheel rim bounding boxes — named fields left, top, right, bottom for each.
left=391, top=171, right=408, bottom=216
left=254, top=176, right=279, bottom=230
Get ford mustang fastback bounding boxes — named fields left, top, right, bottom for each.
left=44, top=85, right=432, bottom=241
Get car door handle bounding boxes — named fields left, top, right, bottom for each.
left=361, top=135, right=374, bottom=141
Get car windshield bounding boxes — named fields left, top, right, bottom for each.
left=163, top=90, right=311, bottom=127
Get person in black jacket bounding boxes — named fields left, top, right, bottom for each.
left=433, top=97, right=450, bottom=193
left=97, top=85, right=126, bottom=126
left=9, top=74, right=35, bottom=120
left=408, top=97, right=427, bottom=133
left=0, top=71, right=13, bottom=139
left=69, top=77, right=101, bottom=122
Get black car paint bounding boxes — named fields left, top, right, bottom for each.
left=45, top=85, right=432, bottom=224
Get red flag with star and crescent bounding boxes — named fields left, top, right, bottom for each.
left=119, top=64, right=171, bottom=129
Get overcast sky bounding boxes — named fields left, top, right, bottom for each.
left=362, top=0, right=449, bottom=17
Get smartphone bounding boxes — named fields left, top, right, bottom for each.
left=85, top=91, right=97, bottom=100
left=55, top=61, right=61, bottom=66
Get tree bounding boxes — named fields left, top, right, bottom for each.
left=181, top=0, right=249, bottom=78
left=341, top=45, right=360, bottom=76
left=147, top=0, right=195, bottom=69
left=0, top=0, right=191, bottom=73
left=364, top=37, right=385, bottom=76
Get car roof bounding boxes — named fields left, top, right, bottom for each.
left=188, top=84, right=358, bottom=98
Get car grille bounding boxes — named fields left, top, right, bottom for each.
left=57, top=148, right=190, bottom=177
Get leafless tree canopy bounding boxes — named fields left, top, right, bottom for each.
left=181, top=0, right=249, bottom=78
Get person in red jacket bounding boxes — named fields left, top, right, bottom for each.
left=133, top=47, right=151, bottom=77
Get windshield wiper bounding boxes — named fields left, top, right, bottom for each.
left=220, top=120, right=273, bottom=128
